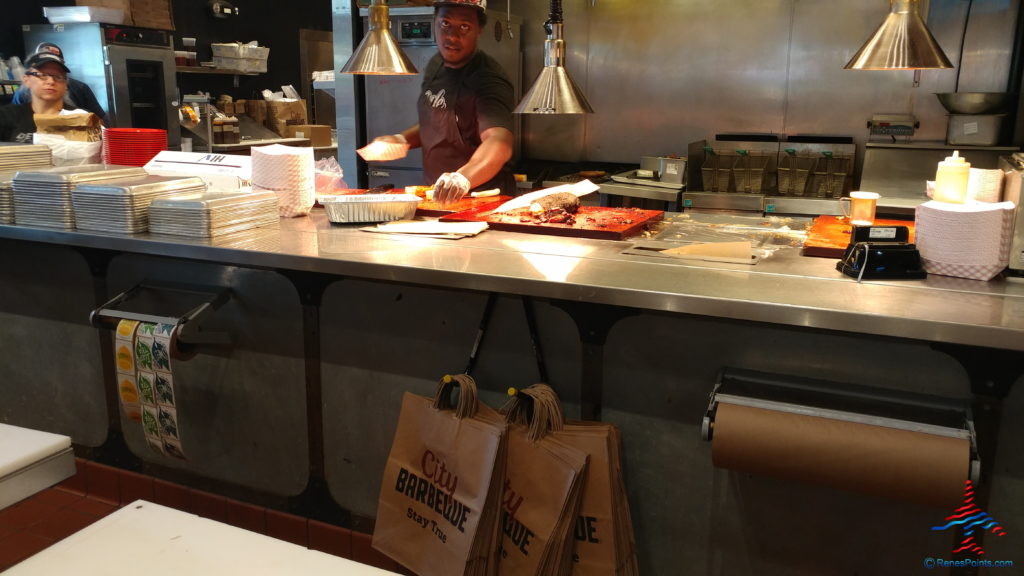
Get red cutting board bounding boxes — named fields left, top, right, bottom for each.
left=441, top=205, right=664, bottom=240
left=415, top=195, right=512, bottom=217
left=802, top=215, right=916, bottom=258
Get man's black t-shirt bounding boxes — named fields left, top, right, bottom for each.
left=0, top=103, right=37, bottom=144
left=418, top=50, right=515, bottom=190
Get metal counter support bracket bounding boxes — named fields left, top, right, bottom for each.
left=90, top=280, right=232, bottom=358
left=552, top=301, right=638, bottom=421
left=276, top=270, right=351, bottom=526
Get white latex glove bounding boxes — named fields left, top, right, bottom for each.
left=357, top=133, right=409, bottom=162
left=433, top=172, right=471, bottom=206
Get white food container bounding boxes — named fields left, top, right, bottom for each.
left=322, top=194, right=420, bottom=223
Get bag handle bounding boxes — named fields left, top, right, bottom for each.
left=433, top=373, right=479, bottom=419
left=502, top=383, right=565, bottom=442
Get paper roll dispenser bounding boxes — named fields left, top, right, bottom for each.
left=90, top=281, right=232, bottom=360
left=702, top=368, right=979, bottom=508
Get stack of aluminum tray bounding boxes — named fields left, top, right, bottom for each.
left=0, top=143, right=52, bottom=173
left=72, top=175, right=207, bottom=234
left=148, top=190, right=280, bottom=238
left=0, top=172, right=14, bottom=225
left=11, top=164, right=147, bottom=229
left=0, top=145, right=53, bottom=225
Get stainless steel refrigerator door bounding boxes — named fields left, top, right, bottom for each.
left=105, top=44, right=180, bottom=149
left=363, top=45, right=436, bottom=171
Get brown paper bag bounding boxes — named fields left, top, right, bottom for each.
left=373, top=374, right=507, bottom=576
left=560, top=421, right=639, bottom=576
left=498, top=384, right=588, bottom=576
left=33, top=113, right=102, bottom=142
left=265, top=99, right=307, bottom=137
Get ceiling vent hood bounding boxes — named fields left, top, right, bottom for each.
left=844, top=0, right=953, bottom=70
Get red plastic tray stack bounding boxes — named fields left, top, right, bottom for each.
left=101, top=127, right=168, bottom=167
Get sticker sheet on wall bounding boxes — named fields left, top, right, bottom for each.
left=114, top=320, right=186, bottom=459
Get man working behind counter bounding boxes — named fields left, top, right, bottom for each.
left=0, top=51, right=72, bottom=143
left=364, top=0, right=515, bottom=206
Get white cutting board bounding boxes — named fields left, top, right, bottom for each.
left=5, top=500, right=399, bottom=575
left=0, top=423, right=71, bottom=479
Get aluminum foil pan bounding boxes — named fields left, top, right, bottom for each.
left=322, top=194, right=420, bottom=223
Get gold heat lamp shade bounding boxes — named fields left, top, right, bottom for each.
left=515, top=0, right=593, bottom=114
left=340, top=0, right=417, bottom=75
left=844, top=0, right=953, bottom=70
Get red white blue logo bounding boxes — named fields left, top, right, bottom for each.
left=931, top=480, right=1006, bottom=555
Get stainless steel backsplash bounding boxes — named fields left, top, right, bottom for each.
left=516, top=0, right=1019, bottom=167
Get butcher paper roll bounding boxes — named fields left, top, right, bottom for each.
left=711, top=402, right=969, bottom=509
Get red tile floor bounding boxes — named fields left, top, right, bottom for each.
left=0, top=458, right=410, bottom=573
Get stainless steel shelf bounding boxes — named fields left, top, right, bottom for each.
left=176, top=66, right=260, bottom=76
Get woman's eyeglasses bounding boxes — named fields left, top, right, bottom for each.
left=25, top=71, right=68, bottom=83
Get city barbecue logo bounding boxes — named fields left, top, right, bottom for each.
left=931, top=480, right=1006, bottom=556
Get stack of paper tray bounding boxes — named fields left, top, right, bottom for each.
left=0, top=143, right=53, bottom=173
left=0, top=172, right=14, bottom=225
left=148, top=190, right=280, bottom=237
left=12, top=164, right=147, bottom=230
left=73, top=175, right=208, bottom=234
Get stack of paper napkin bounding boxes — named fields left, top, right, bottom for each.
left=967, top=168, right=1004, bottom=203
left=914, top=200, right=1015, bottom=280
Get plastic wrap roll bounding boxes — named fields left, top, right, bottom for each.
left=711, top=403, right=969, bottom=509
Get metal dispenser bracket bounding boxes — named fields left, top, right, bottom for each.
left=702, top=368, right=980, bottom=484
left=90, top=281, right=232, bottom=359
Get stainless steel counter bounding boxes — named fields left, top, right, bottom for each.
left=1, top=210, right=1023, bottom=351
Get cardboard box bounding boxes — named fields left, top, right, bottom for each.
left=247, top=99, right=267, bottom=126
left=75, top=0, right=133, bottom=24
left=212, top=56, right=268, bottom=74
left=131, top=0, right=174, bottom=30
left=286, top=125, right=332, bottom=147
left=265, top=99, right=307, bottom=137
left=145, top=151, right=251, bottom=190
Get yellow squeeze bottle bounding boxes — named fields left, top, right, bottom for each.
left=934, top=150, right=970, bottom=203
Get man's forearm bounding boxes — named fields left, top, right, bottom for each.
left=457, top=126, right=513, bottom=188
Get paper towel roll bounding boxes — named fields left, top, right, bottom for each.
left=711, top=402, right=969, bottom=509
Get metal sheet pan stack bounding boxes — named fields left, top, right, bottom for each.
left=72, top=175, right=207, bottom=234
left=11, top=165, right=146, bottom=229
left=0, top=144, right=53, bottom=225
left=148, top=190, right=280, bottom=238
